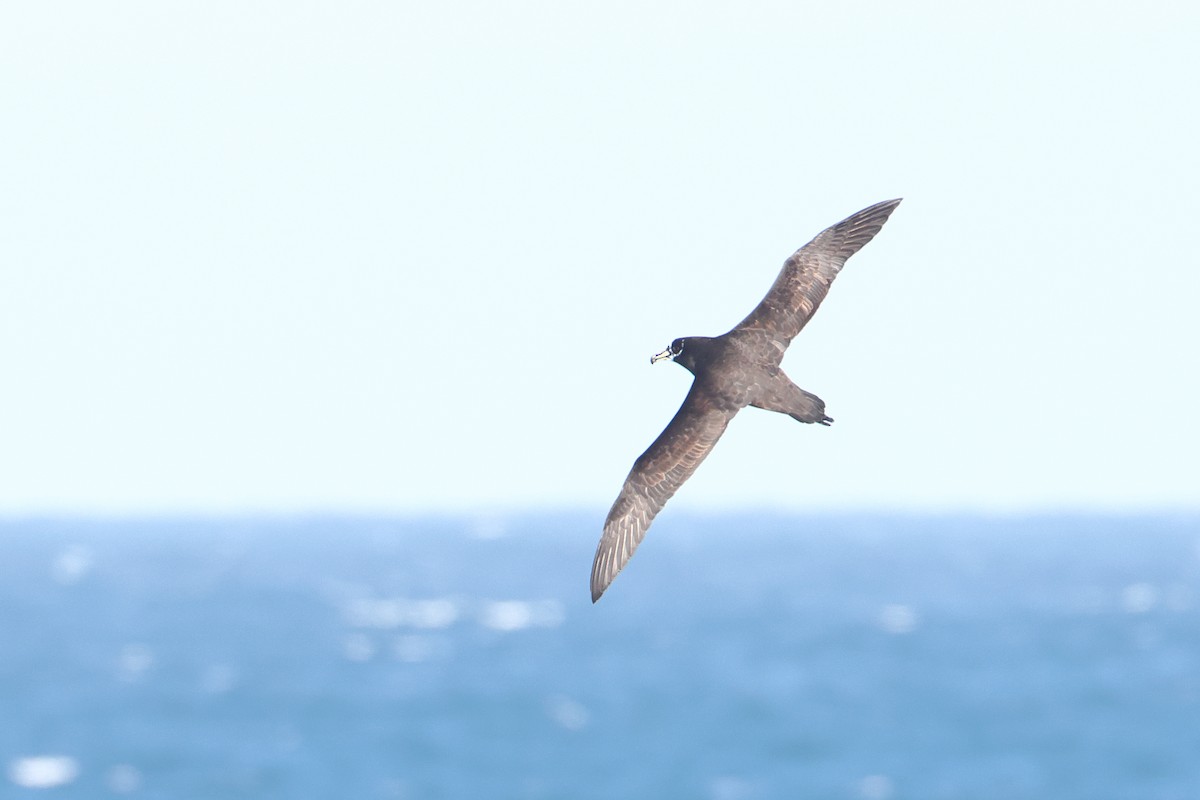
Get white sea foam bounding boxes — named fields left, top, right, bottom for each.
left=106, top=764, right=142, bottom=793
left=482, top=601, right=532, bottom=631
left=8, top=756, right=79, bottom=789
left=545, top=695, right=589, bottom=731
left=410, top=599, right=459, bottom=628
left=51, top=545, right=92, bottom=584
left=343, top=597, right=460, bottom=630
left=1121, top=583, right=1158, bottom=614
left=878, top=604, right=919, bottom=635
left=480, top=600, right=564, bottom=631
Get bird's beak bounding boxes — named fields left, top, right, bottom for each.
left=650, top=347, right=672, bottom=365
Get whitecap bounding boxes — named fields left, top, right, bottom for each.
left=1121, top=583, right=1159, bottom=614
left=409, top=599, right=459, bottom=629
left=107, top=764, right=142, bottom=793
left=480, top=600, right=565, bottom=632
left=878, top=604, right=919, bottom=635
left=545, top=695, right=589, bottom=731
left=51, top=545, right=92, bottom=585
left=8, top=756, right=80, bottom=789
left=342, top=597, right=460, bottom=630
left=481, top=601, right=533, bottom=631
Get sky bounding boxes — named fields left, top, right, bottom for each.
left=2, top=1, right=1198, bottom=516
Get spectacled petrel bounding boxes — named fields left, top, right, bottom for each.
left=590, top=198, right=902, bottom=602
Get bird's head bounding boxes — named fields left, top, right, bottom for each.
left=650, top=338, right=685, bottom=365
left=651, top=336, right=712, bottom=375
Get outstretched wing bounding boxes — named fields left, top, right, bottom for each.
left=733, top=198, right=901, bottom=351
left=590, top=384, right=737, bottom=602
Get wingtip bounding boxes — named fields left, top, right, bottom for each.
left=590, top=569, right=609, bottom=603
left=860, top=197, right=902, bottom=215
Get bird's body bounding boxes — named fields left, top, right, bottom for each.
left=590, top=198, right=902, bottom=602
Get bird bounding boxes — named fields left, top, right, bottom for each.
left=589, top=198, right=902, bottom=603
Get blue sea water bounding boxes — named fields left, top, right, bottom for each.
left=2, top=513, right=1199, bottom=799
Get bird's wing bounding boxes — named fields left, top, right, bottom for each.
left=732, top=198, right=901, bottom=350
left=590, top=383, right=737, bottom=602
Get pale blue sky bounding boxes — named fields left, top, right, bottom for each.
left=2, top=1, right=1197, bottom=515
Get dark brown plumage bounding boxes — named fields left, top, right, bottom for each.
left=590, top=198, right=902, bottom=602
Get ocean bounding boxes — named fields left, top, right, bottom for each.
left=3, top=513, right=1198, bottom=799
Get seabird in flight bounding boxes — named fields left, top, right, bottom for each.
left=590, top=198, right=902, bottom=602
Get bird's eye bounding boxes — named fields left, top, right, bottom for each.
left=672, top=339, right=684, bottom=354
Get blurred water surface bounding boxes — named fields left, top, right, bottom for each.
left=3, top=514, right=1199, bottom=799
